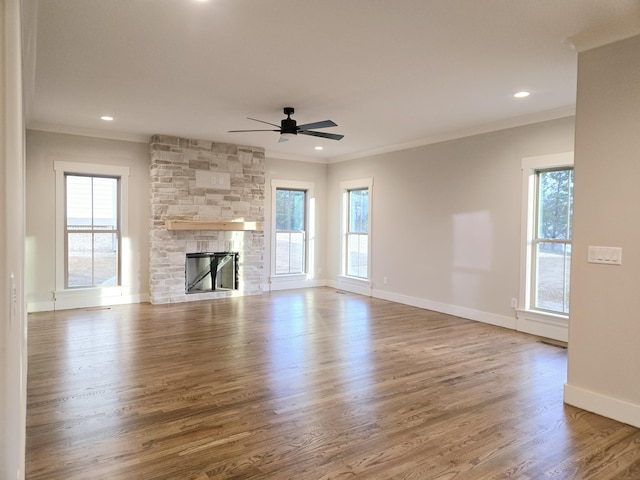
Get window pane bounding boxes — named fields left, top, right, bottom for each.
left=65, top=174, right=120, bottom=288
left=537, top=169, right=573, bottom=240
left=535, top=242, right=570, bottom=314
left=93, top=232, right=118, bottom=285
left=289, top=232, right=304, bottom=274
left=93, top=177, right=118, bottom=230
left=275, top=231, right=305, bottom=275
left=276, top=189, right=304, bottom=231
left=275, top=189, right=306, bottom=275
left=275, top=232, right=290, bottom=274
left=347, top=233, right=368, bottom=278
left=349, top=189, right=369, bottom=233
left=66, top=175, right=92, bottom=227
left=67, top=232, right=93, bottom=287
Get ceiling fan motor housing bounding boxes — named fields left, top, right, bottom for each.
left=281, top=107, right=297, bottom=134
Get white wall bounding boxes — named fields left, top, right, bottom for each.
left=264, top=157, right=328, bottom=288
left=326, top=117, right=575, bottom=328
left=1, top=0, right=27, bottom=477
left=25, top=130, right=151, bottom=311
left=565, top=35, right=640, bottom=428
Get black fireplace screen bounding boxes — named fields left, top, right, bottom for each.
left=185, top=252, right=238, bottom=294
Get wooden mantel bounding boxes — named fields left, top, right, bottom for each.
left=165, top=220, right=263, bottom=231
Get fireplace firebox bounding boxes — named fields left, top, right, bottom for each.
left=185, top=252, right=238, bottom=294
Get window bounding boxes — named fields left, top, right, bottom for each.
left=347, top=189, right=369, bottom=278
left=65, top=174, right=120, bottom=287
left=275, top=188, right=306, bottom=275
left=518, top=152, right=573, bottom=342
left=532, top=168, right=573, bottom=314
left=270, top=179, right=314, bottom=284
left=341, top=178, right=372, bottom=281
left=54, top=161, right=129, bottom=294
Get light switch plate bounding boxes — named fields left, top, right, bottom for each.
left=588, top=246, right=622, bottom=265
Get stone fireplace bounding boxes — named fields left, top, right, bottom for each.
left=149, top=135, right=265, bottom=304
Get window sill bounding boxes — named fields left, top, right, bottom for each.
left=337, top=275, right=372, bottom=296
left=270, top=273, right=307, bottom=283
left=516, top=308, right=569, bottom=342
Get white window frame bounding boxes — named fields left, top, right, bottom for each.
left=270, top=179, right=315, bottom=288
left=517, top=152, right=573, bottom=342
left=54, top=161, right=130, bottom=306
left=339, top=178, right=373, bottom=295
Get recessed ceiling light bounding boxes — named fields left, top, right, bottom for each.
left=315, top=146, right=323, bottom=151
left=514, top=91, right=530, bottom=98
left=100, top=115, right=114, bottom=121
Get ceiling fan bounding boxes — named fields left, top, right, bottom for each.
left=228, top=107, right=344, bottom=142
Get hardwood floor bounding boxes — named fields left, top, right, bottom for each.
left=26, top=288, right=640, bottom=479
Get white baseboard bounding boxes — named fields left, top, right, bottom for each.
left=371, top=288, right=516, bottom=330
left=332, top=276, right=373, bottom=297
left=29, top=290, right=150, bottom=312
left=516, top=312, right=569, bottom=342
left=267, top=278, right=326, bottom=291
left=564, top=383, right=640, bottom=428
left=27, top=300, right=55, bottom=313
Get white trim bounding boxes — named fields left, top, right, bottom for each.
left=328, top=108, right=576, bottom=164
left=268, top=275, right=326, bottom=291
left=43, top=288, right=150, bottom=312
left=518, top=152, right=573, bottom=340
left=564, top=383, right=640, bottom=428
left=335, top=275, right=373, bottom=296
left=2, top=0, right=28, bottom=476
left=53, top=161, right=131, bottom=306
left=373, top=288, right=516, bottom=330
left=27, top=301, right=56, bottom=313
left=28, top=123, right=150, bottom=144
left=516, top=309, right=569, bottom=342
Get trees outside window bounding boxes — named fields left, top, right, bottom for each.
left=533, top=168, right=573, bottom=314
left=275, top=188, right=306, bottom=275
left=346, top=188, right=369, bottom=279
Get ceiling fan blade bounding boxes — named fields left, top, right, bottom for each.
left=247, top=117, right=281, bottom=128
left=299, top=130, right=344, bottom=141
left=297, top=120, right=337, bottom=131
left=227, top=129, right=280, bottom=133
left=278, top=135, right=290, bottom=143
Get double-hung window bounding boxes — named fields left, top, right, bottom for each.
left=65, top=174, right=120, bottom=288
left=518, top=152, right=573, bottom=342
left=341, top=178, right=372, bottom=281
left=346, top=188, right=369, bottom=278
left=275, top=188, right=306, bottom=275
left=532, top=168, right=573, bottom=314
left=54, top=161, right=129, bottom=296
left=270, top=179, right=314, bottom=284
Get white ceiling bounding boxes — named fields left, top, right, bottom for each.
left=25, top=0, right=640, bottom=162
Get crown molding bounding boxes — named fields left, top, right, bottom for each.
left=564, top=18, right=640, bottom=53
left=27, top=123, right=150, bottom=144
left=328, top=105, right=576, bottom=164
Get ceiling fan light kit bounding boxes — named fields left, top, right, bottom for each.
left=228, top=107, right=344, bottom=142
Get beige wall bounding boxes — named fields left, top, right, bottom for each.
left=565, top=35, right=640, bottom=427
left=25, top=130, right=151, bottom=310
left=326, top=117, right=575, bottom=326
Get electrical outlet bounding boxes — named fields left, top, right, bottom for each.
left=383, top=276, right=388, bottom=285
left=510, top=298, right=518, bottom=309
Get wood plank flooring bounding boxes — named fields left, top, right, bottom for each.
left=26, top=288, right=640, bottom=479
